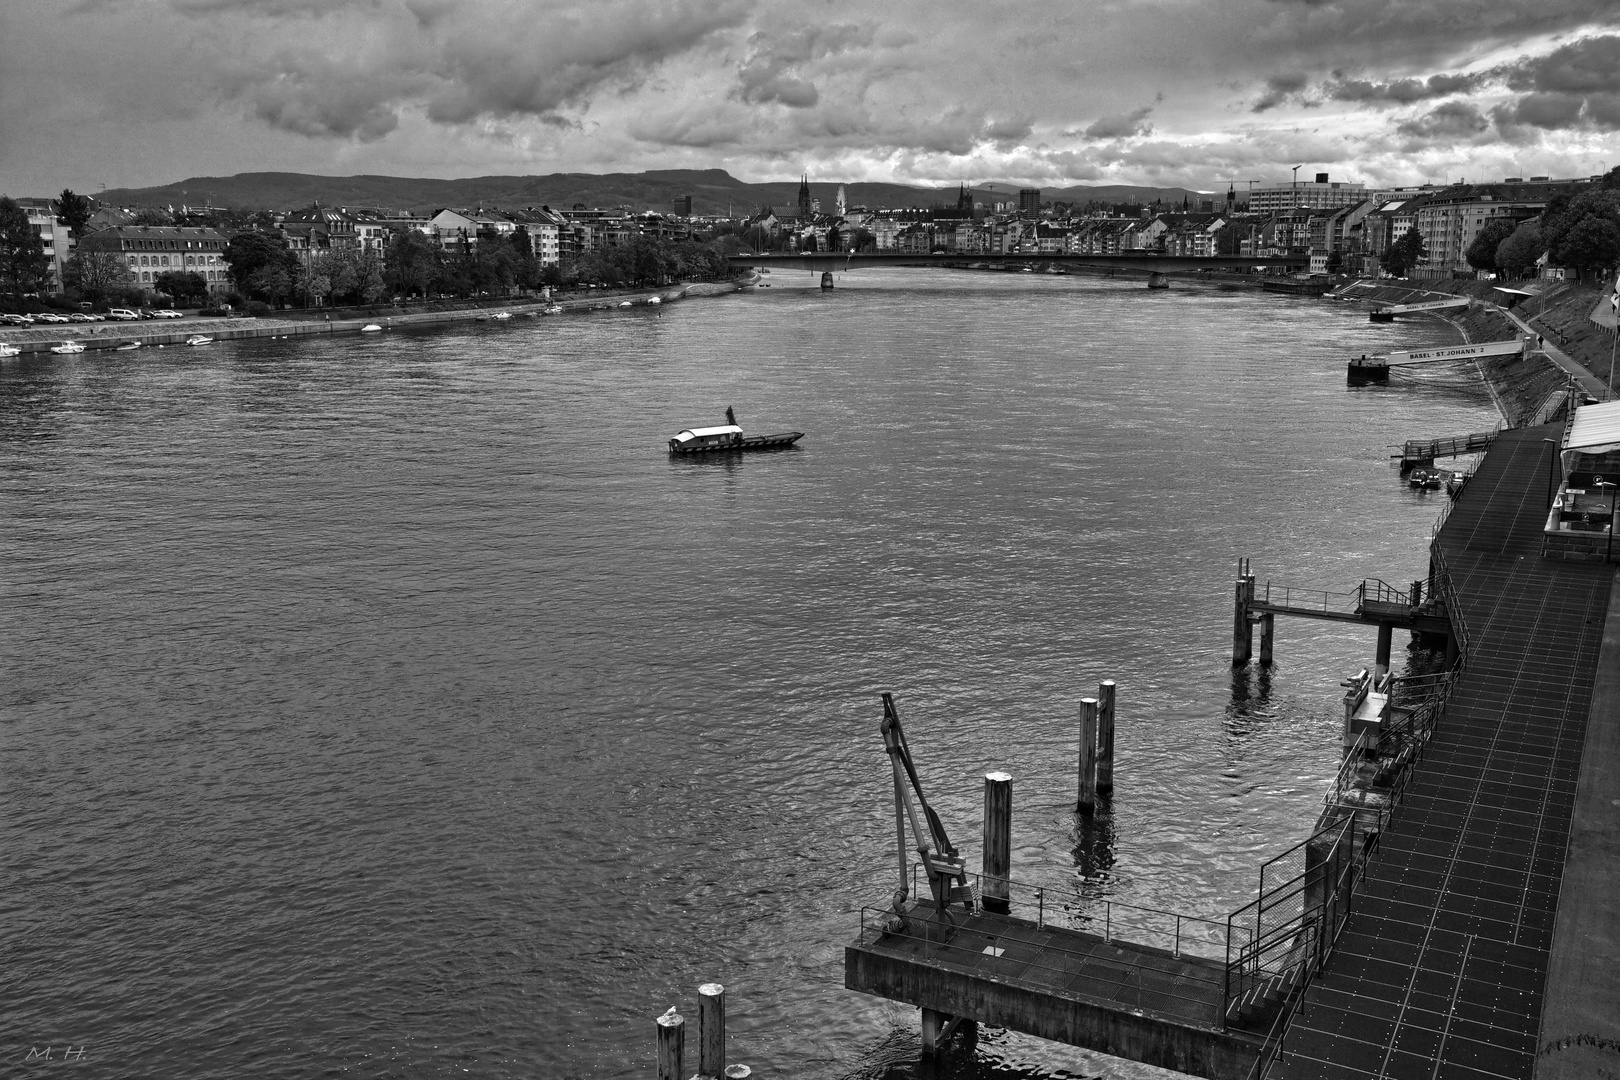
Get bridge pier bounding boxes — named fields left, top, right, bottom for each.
left=1148, top=272, right=1169, bottom=290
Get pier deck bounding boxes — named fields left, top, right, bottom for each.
left=846, top=902, right=1265, bottom=1079
left=1271, top=425, right=1616, bottom=1080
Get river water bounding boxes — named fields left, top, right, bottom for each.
left=2, top=270, right=1497, bottom=1079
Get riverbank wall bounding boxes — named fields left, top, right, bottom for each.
left=0, top=277, right=756, bottom=357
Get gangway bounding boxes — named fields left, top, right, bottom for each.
left=1368, top=296, right=1471, bottom=322
left=1394, top=429, right=1498, bottom=472
left=1347, top=338, right=1527, bottom=384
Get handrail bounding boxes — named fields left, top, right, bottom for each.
left=1428, top=542, right=1470, bottom=666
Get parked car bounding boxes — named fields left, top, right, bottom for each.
left=138, top=309, right=158, bottom=319
left=151, top=309, right=183, bottom=319
left=107, top=308, right=141, bottom=321
left=35, top=312, right=69, bottom=323
left=0, top=313, right=29, bottom=326
left=66, top=312, right=92, bottom=322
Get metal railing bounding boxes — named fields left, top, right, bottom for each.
left=1428, top=542, right=1470, bottom=666
left=1256, top=581, right=1362, bottom=615
left=1223, top=816, right=1359, bottom=1031
left=1356, top=579, right=1409, bottom=607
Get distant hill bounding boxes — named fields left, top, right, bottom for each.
left=97, top=170, right=1214, bottom=217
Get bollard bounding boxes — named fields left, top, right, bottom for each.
left=655, top=1007, right=684, bottom=1080
left=982, top=772, right=1012, bottom=914
left=698, top=983, right=725, bottom=1078
left=1096, top=682, right=1116, bottom=794
left=1078, top=697, right=1098, bottom=814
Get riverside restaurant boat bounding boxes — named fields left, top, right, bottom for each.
left=668, top=424, right=804, bottom=455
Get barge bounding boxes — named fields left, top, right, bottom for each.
left=668, top=424, right=804, bottom=454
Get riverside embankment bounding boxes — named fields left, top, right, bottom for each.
left=1334, top=276, right=1615, bottom=426
left=0, top=276, right=755, bottom=356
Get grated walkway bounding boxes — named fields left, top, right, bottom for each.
left=1272, top=426, right=1614, bottom=1080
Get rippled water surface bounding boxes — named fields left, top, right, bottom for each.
left=2, top=271, right=1497, bottom=1079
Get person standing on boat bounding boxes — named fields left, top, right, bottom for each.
left=726, top=406, right=740, bottom=444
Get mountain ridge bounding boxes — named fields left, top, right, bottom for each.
left=96, top=170, right=1216, bottom=217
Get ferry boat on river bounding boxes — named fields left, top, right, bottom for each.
left=668, top=424, right=804, bottom=454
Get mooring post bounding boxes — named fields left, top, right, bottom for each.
left=1232, top=574, right=1253, bottom=665
left=723, top=1068, right=752, bottom=1079
left=1375, top=623, right=1394, bottom=678
left=1078, top=697, right=1099, bottom=814
left=1258, top=613, right=1275, bottom=667
left=982, top=772, right=1012, bottom=914
left=1096, top=680, right=1116, bottom=794
left=698, top=983, right=725, bottom=1079
left=655, top=1008, right=684, bottom=1080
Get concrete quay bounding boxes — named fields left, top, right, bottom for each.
left=1271, top=425, right=1620, bottom=1080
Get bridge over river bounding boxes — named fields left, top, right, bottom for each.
left=728, top=252, right=1308, bottom=276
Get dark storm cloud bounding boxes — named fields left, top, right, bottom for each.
left=1490, top=35, right=1620, bottom=132
left=1082, top=103, right=1155, bottom=140
left=734, top=24, right=874, bottom=109
left=1252, top=72, right=1308, bottom=112
left=1324, top=71, right=1489, bottom=106
left=1395, top=100, right=1490, bottom=140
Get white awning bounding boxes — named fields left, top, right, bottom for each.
left=1563, top=400, right=1620, bottom=470
left=673, top=425, right=742, bottom=441
left=1492, top=287, right=1536, bottom=298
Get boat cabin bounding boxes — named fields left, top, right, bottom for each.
left=670, top=424, right=743, bottom=449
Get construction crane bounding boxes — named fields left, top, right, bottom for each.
left=878, top=693, right=973, bottom=934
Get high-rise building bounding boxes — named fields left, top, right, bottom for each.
left=671, top=195, right=692, bottom=217
left=1019, top=188, right=1041, bottom=215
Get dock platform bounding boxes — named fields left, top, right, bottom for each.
left=847, top=901, right=1266, bottom=1079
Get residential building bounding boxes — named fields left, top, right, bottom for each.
left=15, top=197, right=71, bottom=292
left=77, top=224, right=230, bottom=295
left=1019, top=188, right=1041, bottom=215
left=1411, top=178, right=1588, bottom=278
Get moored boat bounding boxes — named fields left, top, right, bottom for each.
left=668, top=423, right=805, bottom=454
left=543, top=304, right=563, bottom=315
left=1407, top=467, right=1444, bottom=490
left=185, top=335, right=213, bottom=346
left=0, top=343, right=20, bottom=357
left=50, top=340, right=86, bottom=354
left=361, top=323, right=383, bottom=332
left=115, top=340, right=141, bottom=350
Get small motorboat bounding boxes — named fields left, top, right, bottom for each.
left=0, top=343, right=20, bottom=357
left=543, top=305, right=563, bottom=316
left=648, top=296, right=662, bottom=305
left=618, top=301, right=633, bottom=308
left=1407, top=467, right=1444, bottom=490
left=115, top=340, right=142, bottom=350
left=185, top=335, right=213, bottom=346
left=492, top=311, right=513, bottom=320
left=361, top=323, right=383, bottom=332
left=50, top=340, right=86, bottom=354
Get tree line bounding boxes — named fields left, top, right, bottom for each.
left=1455, top=166, right=1620, bottom=280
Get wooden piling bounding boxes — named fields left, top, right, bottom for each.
left=982, top=772, right=1012, bottom=914
left=655, top=1008, right=685, bottom=1080
left=698, top=983, right=725, bottom=1078
left=1078, top=697, right=1099, bottom=814
left=1096, top=681, right=1116, bottom=794
left=1258, top=613, right=1275, bottom=667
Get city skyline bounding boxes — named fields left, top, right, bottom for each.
left=2, top=1, right=1619, bottom=198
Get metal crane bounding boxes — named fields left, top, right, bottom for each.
left=879, top=693, right=973, bottom=934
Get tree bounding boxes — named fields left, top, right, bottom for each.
left=130, top=207, right=178, bottom=226
left=384, top=228, right=439, bottom=298
left=223, top=230, right=298, bottom=297
left=1541, top=189, right=1620, bottom=264
left=153, top=270, right=209, bottom=307
left=0, top=196, right=52, bottom=296
left=1552, top=215, right=1620, bottom=278
left=57, top=190, right=93, bottom=238
left=62, top=248, right=136, bottom=303
left=300, top=252, right=334, bottom=307
left=1466, top=218, right=1518, bottom=272
left=248, top=263, right=294, bottom=307
left=1383, top=227, right=1426, bottom=277
left=1495, top=221, right=1544, bottom=278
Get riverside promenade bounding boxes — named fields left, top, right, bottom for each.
left=1271, top=425, right=1620, bottom=1080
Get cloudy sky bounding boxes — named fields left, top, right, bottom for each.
left=3, top=0, right=1620, bottom=196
